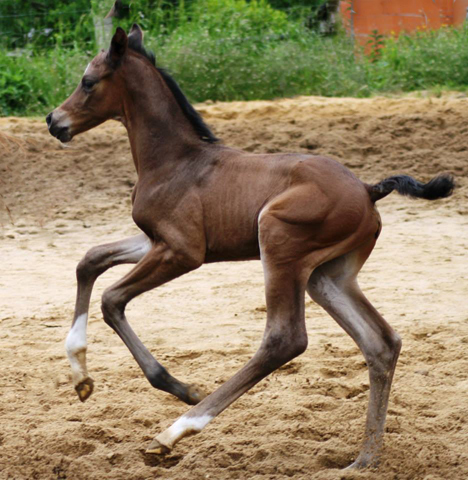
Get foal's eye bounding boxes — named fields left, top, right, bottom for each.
left=82, top=78, right=96, bottom=92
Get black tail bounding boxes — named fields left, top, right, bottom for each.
left=368, top=174, right=455, bottom=203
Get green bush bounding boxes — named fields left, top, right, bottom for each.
left=174, top=0, right=290, bottom=38
left=0, top=48, right=87, bottom=116
left=147, top=0, right=361, bottom=101
left=368, top=26, right=468, bottom=93
left=0, top=0, right=94, bottom=50
left=158, top=27, right=367, bottom=101
left=118, top=0, right=193, bottom=38
left=157, top=21, right=468, bottom=102
left=1, top=0, right=468, bottom=116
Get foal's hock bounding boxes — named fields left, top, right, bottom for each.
left=46, top=25, right=454, bottom=469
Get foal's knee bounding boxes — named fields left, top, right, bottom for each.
left=76, top=246, right=106, bottom=283
left=101, top=288, right=124, bottom=326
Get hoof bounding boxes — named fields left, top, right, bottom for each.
left=75, top=377, right=94, bottom=402
left=345, top=457, right=376, bottom=470
left=145, top=439, right=171, bottom=456
left=186, top=384, right=207, bottom=405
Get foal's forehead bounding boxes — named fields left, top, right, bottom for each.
left=84, top=51, right=109, bottom=76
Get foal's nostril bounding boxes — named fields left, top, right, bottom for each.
left=46, top=112, right=53, bottom=127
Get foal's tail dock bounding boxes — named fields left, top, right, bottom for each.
left=367, top=174, right=455, bottom=203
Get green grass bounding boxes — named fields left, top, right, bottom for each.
left=1, top=0, right=468, bottom=116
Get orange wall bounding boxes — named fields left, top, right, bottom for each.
left=340, top=0, right=468, bottom=43
left=454, top=0, right=468, bottom=24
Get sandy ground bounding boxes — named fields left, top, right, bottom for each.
left=0, top=94, right=467, bottom=480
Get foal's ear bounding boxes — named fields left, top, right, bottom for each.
left=128, top=23, right=144, bottom=49
left=108, top=27, right=128, bottom=67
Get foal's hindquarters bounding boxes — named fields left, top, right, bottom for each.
left=146, top=164, right=398, bottom=469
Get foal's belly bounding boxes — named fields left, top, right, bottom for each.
left=203, top=212, right=261, bottom=263
left=204, top=242, right=261, bottom=263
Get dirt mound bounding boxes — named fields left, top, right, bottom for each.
left=0, top=95, right=467, bottom=479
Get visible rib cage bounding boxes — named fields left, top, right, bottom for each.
left=369, top=174, right=455, bottom=202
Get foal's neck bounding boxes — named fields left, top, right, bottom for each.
left=121, top=59, right=202, bottom=175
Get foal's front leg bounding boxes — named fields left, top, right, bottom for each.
left=66, top=234, right=151, bottom=401
left=99, top=241, right=206, bottom=405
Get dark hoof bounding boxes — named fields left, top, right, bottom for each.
left=145, top=439, right=171, bottom=456
left=185, top=384, right=207, bottom=405
left=75, top=377, right=94, bottom=402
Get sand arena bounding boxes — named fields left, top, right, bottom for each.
left=0, top=94, right=467, bottom=479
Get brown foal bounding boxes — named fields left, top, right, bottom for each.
left=46, top=25, right=454, bottom=468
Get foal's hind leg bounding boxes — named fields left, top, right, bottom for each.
left=145, top=214, right=312, bottom=454
left=66, top=233, right=151, bottom=401
left=99, top=241, right=206, bottom=405
left=307, top=241, right=402, bottom=469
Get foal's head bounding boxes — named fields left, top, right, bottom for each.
left=46, top=24, right=147, bottom=143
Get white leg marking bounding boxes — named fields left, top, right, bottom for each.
left=65, top=313, right=89, bottom=384
left=157, top=414, right=213, bottom=449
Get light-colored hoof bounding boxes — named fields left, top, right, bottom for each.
left=344, top=457, right=376, bottom=470
left=145, top=439, right=171, bottom=456
left=75, top=377, right=94, bottom=402
left=186, top=384, right=207, bottom=405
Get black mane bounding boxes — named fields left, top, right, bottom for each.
left=127, top=39, right=219, bottom=144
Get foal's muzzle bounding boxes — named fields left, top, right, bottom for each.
left=46, top=111, right=72, bottom=143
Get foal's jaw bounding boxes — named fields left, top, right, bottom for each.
left=46, top=102, right=116, bottom=143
